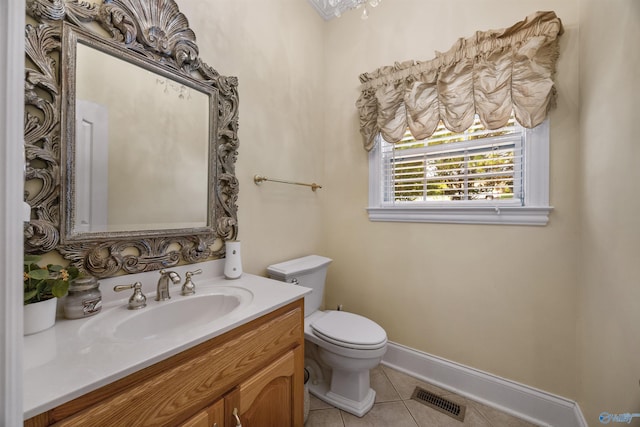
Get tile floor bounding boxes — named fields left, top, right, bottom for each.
left=305, top=365, right=540, bottom=427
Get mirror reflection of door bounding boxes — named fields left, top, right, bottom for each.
left=75, top=99, right=109, bottom=233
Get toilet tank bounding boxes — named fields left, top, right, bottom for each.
left=267, top=255, right=332, bottom=317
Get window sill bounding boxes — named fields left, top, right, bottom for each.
left=366, top=205, right=553, bottom=226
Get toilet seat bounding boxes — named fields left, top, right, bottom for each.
left=310, top=311, right=387, bottom=350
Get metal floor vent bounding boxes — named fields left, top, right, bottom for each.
left=411, top=386, right=466, bottom=422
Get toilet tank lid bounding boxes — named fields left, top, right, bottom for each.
left=267, top=255, right=332, bottom=280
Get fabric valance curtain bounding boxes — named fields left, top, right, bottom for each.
left=356, top=11, right=564, bottom=151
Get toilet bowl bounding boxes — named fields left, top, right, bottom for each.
left=267, top=255, right=387, bottom=417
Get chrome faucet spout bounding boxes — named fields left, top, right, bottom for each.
left=156, top=269, right=181, bottom=301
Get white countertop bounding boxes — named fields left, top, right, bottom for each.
left=23, top=267, right=310, bottom=419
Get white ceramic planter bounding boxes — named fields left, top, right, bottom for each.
left=24, top=298, right=57, bottom=336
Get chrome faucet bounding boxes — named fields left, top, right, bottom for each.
left=156, top=269, right=181, bottom=301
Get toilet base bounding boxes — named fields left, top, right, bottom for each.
left=308, top=380, right=376, bottom=418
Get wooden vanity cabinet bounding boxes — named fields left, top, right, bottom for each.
left=179, top=350, right=299, bottom=427
left=24, top=300, right=305, bottom=427
left=225, top=349, right=298, bottom=427
left=180, top=399, right=225, bottom=427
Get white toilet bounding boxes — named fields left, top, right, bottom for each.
left=267, top=255, right=387, bottom=417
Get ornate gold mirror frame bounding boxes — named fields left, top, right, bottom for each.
left=24, top=0, right=239, bottom=278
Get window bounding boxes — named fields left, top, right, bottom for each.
left=367, top=115, right=551, bottom=225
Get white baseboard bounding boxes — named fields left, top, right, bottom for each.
left=382, top=342, right=586, bottom=427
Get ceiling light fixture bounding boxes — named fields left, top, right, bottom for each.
left=325, top=0, right=382, bottom=20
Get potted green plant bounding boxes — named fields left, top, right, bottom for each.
left=23, top=254, right=80, bottom=335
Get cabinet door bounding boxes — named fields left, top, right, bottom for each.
left=226, top=348, right=303, bottom=427
left=180, top=399, right=225, bottom=427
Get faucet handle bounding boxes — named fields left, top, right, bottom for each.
left=181, top=269, right=202, bottom=296
left=114, top=282, right=146, bottom=310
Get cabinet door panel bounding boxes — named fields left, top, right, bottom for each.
left=180, top=411, right=209, bottom=427
left=243, top=376, right=291, bottom=425
left=227, top=350, right=301, bottom=427
left=180, top=399, right=224, bottom=427
left=209, top=398, right=225, bottom=427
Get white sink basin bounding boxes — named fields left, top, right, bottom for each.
left=79, top=286, right=253, bottom=342
left=114, top=294, right=243, bottom=340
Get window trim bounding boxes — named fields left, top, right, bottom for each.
left=367, top=120, right=552, bottom=226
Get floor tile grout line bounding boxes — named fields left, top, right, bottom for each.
left=473, top=402, right=495, bottom=426
left=402, top=397, right=421, bottom=426
left=382, top=365, right=421, bottom=426
left=381, top=364, right=406, bottom=402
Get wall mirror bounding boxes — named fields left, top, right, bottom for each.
left=24, top=0, right=239, bottom=278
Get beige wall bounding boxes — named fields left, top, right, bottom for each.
left=322, top=0, right=580, bottom=400
left=578, top=0, right=640, bottom=423
left=177, top=0, right=327, bottom=272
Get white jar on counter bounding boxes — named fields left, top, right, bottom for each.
left=63, top=276, right=102, bottom=319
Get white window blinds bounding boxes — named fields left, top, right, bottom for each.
left=379, top=115, right=525, bottom=206
left=368, top=117, right=551, bottom=225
